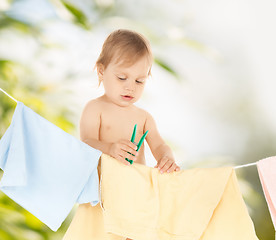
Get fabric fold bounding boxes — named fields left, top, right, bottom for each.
left=63, top=154, right=259, bottom=240
left=0, top=102, right=27, bottom=186
left=0, top=101, right=102, bottom=231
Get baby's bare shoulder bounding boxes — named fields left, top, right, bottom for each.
left=134, top=106, right=152, bottom=119
left=131, top=106, right=156, bottom=129
left=139, top=108, right=157, bottom=129
left=131, top=105, right=148, bottom=119
left=80, top=97, right=105, bottom=123
left=83, top=97, right=104, bottom=112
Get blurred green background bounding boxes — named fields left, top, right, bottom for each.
left=0, top=0, right=275, bottom=239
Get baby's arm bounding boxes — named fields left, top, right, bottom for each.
left=79, top=100, right=110, bottom=154
left=79, top=100, right=138, bottom=166
left=144, top=111, right=180, bottom=173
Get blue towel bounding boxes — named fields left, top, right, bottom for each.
left=0, top=101, right=102, bottom=231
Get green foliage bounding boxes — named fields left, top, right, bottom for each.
left=60, top=0, right=91, bottom=29
left=154, top=58, right=179, bottom=79
left=0, top=12, right=40, bottom=34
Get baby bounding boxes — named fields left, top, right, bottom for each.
left=80, top=29, right=180, bottom=174
left=79, top=29, right=180, bottom=240
left=80, top=29, right=180, bottom=173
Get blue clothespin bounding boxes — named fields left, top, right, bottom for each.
left=126, top=124, right=148, bottom=164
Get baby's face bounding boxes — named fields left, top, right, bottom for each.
left=99, top=55, right=150, bottom=107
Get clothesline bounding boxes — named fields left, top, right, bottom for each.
left=0, top=87, right=258, bottom=169
left=0, top=87, right=18, bottom=103
left=234, top=162, right=257, bottom=169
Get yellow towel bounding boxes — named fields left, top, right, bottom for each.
left=63, top=154, right=259, bottom=240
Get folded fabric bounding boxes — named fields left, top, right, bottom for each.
left=0, top=101, right=102, bottom=231
left=63, top=153, right=259, bottom=240
left=257, top=157, right=276, bottom=233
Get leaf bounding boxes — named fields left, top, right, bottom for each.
left=60, top=0, right=91, bottom=29
left=154, top=58, right=180, bottom=80
left=0, top=12, right=39, bottom=34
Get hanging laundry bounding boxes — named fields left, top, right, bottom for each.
left=63, top=153, right=259, bottom=240
left=0, top=101, right=102, bottom=231
left=257, top=157, right=276, bottom=236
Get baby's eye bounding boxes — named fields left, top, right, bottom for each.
left=136, top=80, right=144, bottom=84
left=118, top=77, right=127, bottom=81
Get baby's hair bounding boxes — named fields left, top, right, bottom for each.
left=95, top=29, right=153, bottom=84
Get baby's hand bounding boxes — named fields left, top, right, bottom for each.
left=154, top=156, right=180, bottom=174
left=108, top=139, right=139, bottom=166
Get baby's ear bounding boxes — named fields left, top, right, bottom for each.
left=96, top=63, right=105, bottom=78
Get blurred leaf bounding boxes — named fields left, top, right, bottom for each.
left=0, top=12, right=40, bottom=34
left=60, top=0, right=91, bottom=29
left=154, top=57, right=179, bottom=79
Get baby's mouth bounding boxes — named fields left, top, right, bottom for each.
left=121, top=95, right=134, bottom=100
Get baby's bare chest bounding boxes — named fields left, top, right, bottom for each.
left=99, top=107, right=146, bottom=144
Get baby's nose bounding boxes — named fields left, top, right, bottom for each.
left=125, top=85, right=135, bottom=91
left=124, top=81, right=135, bottom=91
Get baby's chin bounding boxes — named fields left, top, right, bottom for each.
left=114, top=97, right=138, bottom=108
left=117, top=101, right=135, bottom=108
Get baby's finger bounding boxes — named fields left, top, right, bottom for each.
left=118, top=154, right=131, bottom=166
left=157, top=156, right=169, bottom=170
left=166, top=163, right=177, bottom=173
left=121, top=144, right=138, bottom=157
left=159, top=159, right=174, bottom=174
left=122, top=139, right=138, bottom=151
left=119, top=149, right=137, bottom=162
left=123, top=153, right=137, bottom=162
left=175, top=166, right=181, bottom=171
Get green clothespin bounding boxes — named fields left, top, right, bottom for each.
left=126, top=124, right=148, bottom=164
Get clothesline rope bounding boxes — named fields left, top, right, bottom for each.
left=0, top=87, right=260, bottom=170
left=0, top=87, right=18, bottom=103
left=234, top=162, right=257, bottom=169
